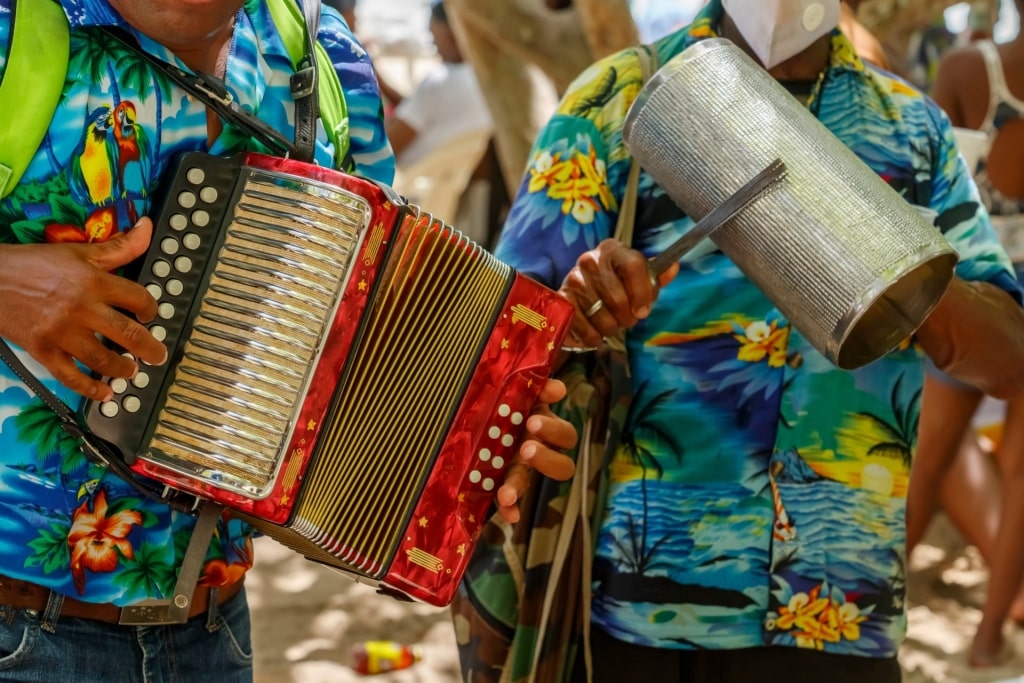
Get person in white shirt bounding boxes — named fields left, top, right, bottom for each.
left=384, top=0, right=493, bottom=169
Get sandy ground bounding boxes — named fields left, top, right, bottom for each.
left=248, top=511, right=1024, bottom=683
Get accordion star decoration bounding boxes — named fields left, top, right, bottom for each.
left=419, top=516, right=429, bottom=528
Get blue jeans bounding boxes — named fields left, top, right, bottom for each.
left=0, top=587, right=253, bottom=683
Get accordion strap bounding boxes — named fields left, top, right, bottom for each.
left=0, top=339, right=202, bottom=514
left=103, top=12, right=324, bottom=163
left=290, top=0, right=322, bottom=163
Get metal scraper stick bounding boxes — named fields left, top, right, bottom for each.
left=647, top=157, right=788, bottom=277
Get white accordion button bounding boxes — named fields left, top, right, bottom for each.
left=186, top=167, right=206, bottom=185
left=177, top=191, right=197, bottom=209
left=478, top=448, right=491, bottom=462
left=511, top=412, right=524, bottom=425
left=469, top=470, right=482, bottom=484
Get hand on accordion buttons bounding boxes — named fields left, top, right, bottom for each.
left=560, top=238, right=679, bottom=350
left=0, top=217, right=169, bottom=401
left=495, top=377, right=578, bottom=524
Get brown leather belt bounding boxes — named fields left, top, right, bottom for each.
left=0, top=575, right=244, bottom=624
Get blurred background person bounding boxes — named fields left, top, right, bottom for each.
left=905, top=7, right=958, bottom=91
left=907, top=0, right=1024, bottom=668
left=385, top=0, right=492, bottom=170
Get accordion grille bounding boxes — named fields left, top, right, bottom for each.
left=286, top=213, right=511, bottom=577
left=145, top=173, right=367, bottom=497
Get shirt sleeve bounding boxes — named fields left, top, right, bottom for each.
left=926, top=98, right=1024, bottom=305
left=317, top=9, right=395, bottom=185
left=494, top=50, right=647, bottom=289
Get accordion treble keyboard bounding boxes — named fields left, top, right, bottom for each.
left=82, top=153, right=370, bottom=497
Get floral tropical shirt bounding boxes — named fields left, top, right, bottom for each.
left=0, top=0, right=392, bottom=605
left=495, top=0, right=1022, bottom=658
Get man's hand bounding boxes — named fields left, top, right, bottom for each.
left=0, top=218, right=168, bottom=400
left=495, top=378, right=578, bottom=524
left=560, top=238, right=679, bottom=349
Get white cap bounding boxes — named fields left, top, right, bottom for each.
left=721, top=0, right=840, bottom=69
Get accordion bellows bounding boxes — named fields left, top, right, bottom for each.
left=81, top=152, right=573, bottom=605
left=623, top=38, right=958, bottom=369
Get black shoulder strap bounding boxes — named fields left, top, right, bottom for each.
left=290, top=0, right=322, bottom=163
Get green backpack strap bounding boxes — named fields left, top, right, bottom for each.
left=266, top=0, right=351, bottom=170
left=0, top=0, right=69, bottom=199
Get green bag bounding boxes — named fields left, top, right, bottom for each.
left=0, top=0, right=350, bottom=200
left=0, top=0, right=69, bottom=199
left=452, top=45, right=656, bottom=683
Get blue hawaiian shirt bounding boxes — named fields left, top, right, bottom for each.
left=0, top=0, right=392, bottom=604
left=495, top=0, right=1022, bottom=658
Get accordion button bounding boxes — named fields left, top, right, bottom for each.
left=183, top=233, right=202, bottom=251
left=478, top=448, right=491, bottom=462
left=157, top=303, right=175, bottom=320
left=110, top=378, right=128, bottom=395
left=146, top=284, right=163, bottom=301
left=186, top=167, right=206, bottom=185
left=99, top=401, right=119, bottom=418
left=469, top=470, right=481, bottom=484
left=152, top=260, right=171, bottom=278
left=192, top=210, right=210, bottom=228
left=133, top=372, right=151, bottom=389
left=169, top=214, right=188, bottom=231
left=497, top=404, right=510, bottom=417
left=174, top=256, right=193, bottom=273
left=511, top=412, right=524, bottom=425
left=123, top=396, right=142, bottom=413
left=492, top=456, right=505, bottom=470
left=150, top=326, right=167, bottom=342
left=199, top=187, right=218, bottom=203
left=178, top=191, right=197, bottom=209
left=166, top=279, right=184, bottom=297
left=160, top=238, right=180, bottom=255
left=482, top=479, right=495, bottom=491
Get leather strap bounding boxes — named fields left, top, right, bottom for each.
left=103, top=28, right=299, bottom=159
left=290, top=0, right=322, bottom=163
left=0, top=340, right=201, bottom=514
left=119, top=501, right=224, bottom=625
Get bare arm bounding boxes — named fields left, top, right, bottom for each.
left=915, top=277, right=1024, bottom=399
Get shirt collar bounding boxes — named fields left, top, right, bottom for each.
left=683, top=0, right=867, bottom=79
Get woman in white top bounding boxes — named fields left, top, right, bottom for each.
left=908, top=4, right=1024, bottom=668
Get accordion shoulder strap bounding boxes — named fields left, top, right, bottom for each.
left=0, top=339, right=202, bottom=513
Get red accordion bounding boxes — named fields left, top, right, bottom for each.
left=80, top=152, right=573, bottom=606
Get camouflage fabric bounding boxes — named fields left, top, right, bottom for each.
left=452, top=346, right=633, bottom=683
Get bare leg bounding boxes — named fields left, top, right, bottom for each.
left=937, top=432, right=1002, bottom=559
left=907, top=376, right=986, bottom=552
left=971, top=395, right=1024, bottom=667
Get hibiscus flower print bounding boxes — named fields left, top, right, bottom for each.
left=68, top=488, right=142, bottom=594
